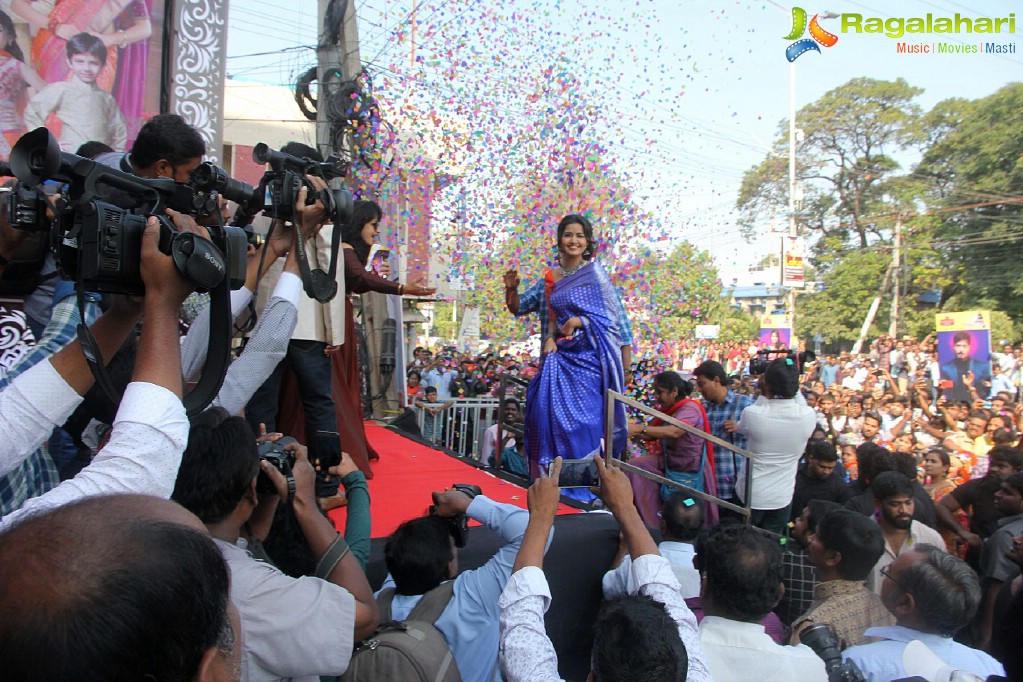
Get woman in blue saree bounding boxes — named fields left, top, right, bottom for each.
left=524, top=214, right=628, bottom=501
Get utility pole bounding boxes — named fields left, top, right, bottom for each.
left=888, top=218, right=902, bottom=338
left=317, top=0, right=361, bottom=158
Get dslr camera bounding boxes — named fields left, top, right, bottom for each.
left=256, top=436, right=299, bottom=496
left=430, top=483, right=482, bottom=548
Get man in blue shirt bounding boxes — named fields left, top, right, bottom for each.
left=843, top=544, right=1004, bottom=681
left=378, top=488, right=552, bottom=682
left=692, top=361, right=753, bottom=507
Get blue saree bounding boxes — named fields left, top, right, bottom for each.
left=524, top=261, right=628, bottom=500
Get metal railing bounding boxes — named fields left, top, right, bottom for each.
left=493, top=374, right=529, bottom=470
left=414, top=396, right=500, bottom=459
left=412, top=374, right=530, bottom=463
left=604, top=390, right=754, bottom=520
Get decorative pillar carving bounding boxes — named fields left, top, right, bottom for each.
left=167, top=0, right=228, bottom=163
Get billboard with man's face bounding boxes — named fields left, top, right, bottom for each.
left=936, top=311, right=991, bottom=403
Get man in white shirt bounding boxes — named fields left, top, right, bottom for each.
left=735, top=357, right=818, bottom=535
left=697, top=523, right=828, bottom=682
left=0, top=215, right=200, bottom=530
left=499, top=456, right=711, bottom=682
left=603, top=488, right=703, bottom=599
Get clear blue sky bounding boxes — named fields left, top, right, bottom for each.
left=226, top=0, right=1022, bottom=282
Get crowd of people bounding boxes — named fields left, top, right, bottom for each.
left=0, top=112, right=1020, bottom=682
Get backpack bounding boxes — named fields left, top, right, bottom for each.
left=341, top=580, right=462, bottom=682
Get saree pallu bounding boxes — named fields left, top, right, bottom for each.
left=525, top=262, right=627, bottom=501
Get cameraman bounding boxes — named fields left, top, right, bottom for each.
left=245, top=142, right=348, bottom=505
left=180, top=181, right=329, bottom=416
left=171, top=410, right=378, bottom=679
left=0, top=215, right=201, bottom=530
left=95, top=112, right=205, bottom=182
left=380, top=486, right=551, bottom=682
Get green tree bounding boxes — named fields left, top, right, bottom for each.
left=795, top=250, right=890, bottom=345
left=738, top=77, right=924, bottom=250
left=719, top=308, right=760, bottom=342
left=430, top=301, right=458, bottom=343
left=617, top=242, right=725, bottom=347
left=915, top=83, right=1023, bottom=321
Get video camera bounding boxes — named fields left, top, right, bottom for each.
left=234, top=142, right=352, bottom=225
left=6, top=127, right=247, bottom=295
left=188, top=160, right=258, bottom=223
left=749, top=348, right=816, bottom=375
left=4, top=127, right=249, bottom=417
left=229, top=143, right=354, bottom=303
left=430, top=483, right=482, bottom=548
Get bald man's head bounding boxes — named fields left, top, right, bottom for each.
left=0, top=495, right=237, bottom=681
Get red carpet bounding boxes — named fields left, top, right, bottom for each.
left=328, top=423, right=580, bottom=538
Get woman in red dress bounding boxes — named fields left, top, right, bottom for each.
left=328, top=201, right=434, bottom=477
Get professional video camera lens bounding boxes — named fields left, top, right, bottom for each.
left=190, top=162, right=256, bottom=206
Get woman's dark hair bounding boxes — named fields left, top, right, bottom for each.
left=652, top=371, right=692, bottom=401
left=556, top=213, right=595, bottom=260
left=0, top=11, right=23, bottom=62
left=763, top=357, right=799, bottom=398
left=926, top=448, right=951, bottom=470
left=407, top=369, right=421, bottom=382
left=341, top=200, right=383, bottom=265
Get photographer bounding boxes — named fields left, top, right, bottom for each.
left=94, top=112, right=205, bottom=182
left=0, top=215, right=200, bottom=530
left=171, top=408, right=378, bottom=679
left=245, top=142, right=350, bottom=504
left=181, top=181, right=328, bottom=416
left=379, top=484, right=550, bottom=681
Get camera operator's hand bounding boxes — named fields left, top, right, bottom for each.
left=295, top=176, right=328, bottom=237
left=431, top=488, right=473, bottom=517
left=266, top=219, right=294, bottom=259
left=142, top=216, right=194, bottom=307
left=285, top=440, right=317, bottom=502
left=163, top=208, right=210, bottom=241
left=255, top=422, right=284, bottom=445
